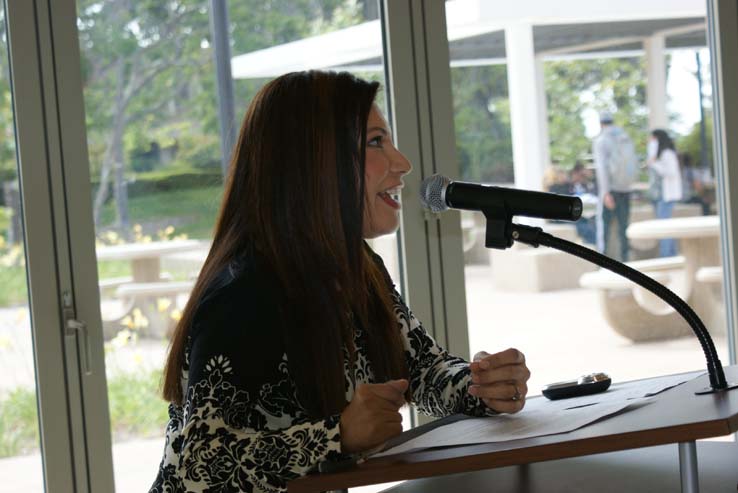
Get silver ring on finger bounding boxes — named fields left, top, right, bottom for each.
left=511, top=384, right=521, bottom=402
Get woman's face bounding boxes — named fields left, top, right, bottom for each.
left=363, top=105, right=412, bottom=239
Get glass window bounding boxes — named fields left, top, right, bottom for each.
left=0, top=2, right=44, bottom=490
left=74, top=1, right=399, bottom=490
left=445, top=0, right=728, bottom=395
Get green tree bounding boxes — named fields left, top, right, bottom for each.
left=79, top=0, right=366, bottom=234
left=227, top=0, right=358, bottom=117
left=0, top=9, right=17, bottom=185
left=678, top=112, right=713, bottom=171
left=79, top=0, right=212, bottom=231
left=545, top=57, right=649, bottom=168
left=451, top=65, right=512, bottom=183
left=449, top=56, right=650, bottom=184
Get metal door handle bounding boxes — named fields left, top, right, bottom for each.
left=67, top=318, right=92, bottom=375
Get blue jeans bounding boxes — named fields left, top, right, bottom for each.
left=656, top=200, right=678, bottom=257
left=599, top=191, right=631, bottom=261
left=575, top=216, right=596, bottom=245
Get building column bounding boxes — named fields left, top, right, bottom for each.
left=645, top=33, right=668, bottom=130
left=504, top=22, right=550, bottom=191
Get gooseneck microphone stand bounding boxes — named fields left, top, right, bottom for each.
left=480, top=209, right=738, bottom=395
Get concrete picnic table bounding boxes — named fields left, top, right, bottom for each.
left=96, top=239, right=209, bottom=337
left=626, top=215, right=723, bottom=334
left=627, top=215, right=720, bottom=285
left=96, top=239, right=208, bottom=282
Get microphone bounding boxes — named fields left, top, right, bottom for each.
left=419, top=174, right=583, bottom=221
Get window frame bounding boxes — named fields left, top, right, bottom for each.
left=5, top=0, right=736, bottom=489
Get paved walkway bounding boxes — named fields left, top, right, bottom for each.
left=0, top=263, right=732, bottom=492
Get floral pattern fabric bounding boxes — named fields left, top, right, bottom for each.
left=150, top=256, right=487, bottom=493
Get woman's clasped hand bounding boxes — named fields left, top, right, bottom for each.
left=339, top=379, right=408, bottom=454
left=469, top=348, right=530, bottom=414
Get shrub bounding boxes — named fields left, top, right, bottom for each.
left=0, top=387, right=39, bottom=458
left=0, top=368, right=169, bottom=458
left=91, top=169, right=223, bottom=203
left=107, top=369, right=169, bottom=441
left=175, top=133, right=221, bottom=170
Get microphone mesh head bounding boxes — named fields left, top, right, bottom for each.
left=419, top=174, right=451, bottom=213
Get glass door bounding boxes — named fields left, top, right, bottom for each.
left=72, top=1, right=400, bottom=490
left=0, top=2, right=44, bottom=490
left=442, top=0, right=731, bottom=394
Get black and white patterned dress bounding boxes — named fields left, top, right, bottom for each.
left=149, top=253, right=489, bottom=493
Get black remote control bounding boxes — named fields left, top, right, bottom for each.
left=542, top=373, right=612, bottom=400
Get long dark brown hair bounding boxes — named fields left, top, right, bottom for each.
left=652, top=128, right=676, bottom=158
left=162, top=71, right=409, bottom=417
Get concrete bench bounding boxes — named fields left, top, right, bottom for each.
left=99, top=276, right=133, bottom=291
left=99, top=273, right=173, bottom=295
left=103, top=280, right=196, bottom=339
left=490, top=241, right=597, bottom=292
left=490, top=222, right=595, bottom=292
left=115, top=280, right=195, bottom=299
left=696, top=266, right=722, bottom=284
left=579, top=256, right=685, bottom=290
left=579, top=256, right=693, bottom=342
left=542, top=222, right=580, bottom=243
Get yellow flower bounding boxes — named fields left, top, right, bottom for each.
left=121, top=315, right=134, bottom=329
left=0, top=335, right=12, bottom=350
left=170, top=308, right=183, bottom=321
left=157, top=298, right=172, bottom=312
left=111, top=329, right=131, bottom=349
left=131, top=308, right=149, bottom=329
left=104, top=231, right=120, bottom=244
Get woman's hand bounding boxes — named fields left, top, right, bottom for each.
left=340, top=379, right=407, bottom=454
left=468, top=348, right=530, bottom=414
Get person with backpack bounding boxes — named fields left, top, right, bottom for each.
left=593, top=111, right=638, bottom=261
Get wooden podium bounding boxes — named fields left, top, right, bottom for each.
left=289, top=366, right=738, bottom=493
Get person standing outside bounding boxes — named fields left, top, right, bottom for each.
left=593, top=111, right=638, bottom=261
left=646, top=129, right=683, bottom=257
left=569, top=162, right=597, bottom=245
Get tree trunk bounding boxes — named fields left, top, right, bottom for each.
left=111, top=129, right=129, bottom=234
left=92, top=130, right=114, bottom=227
left=92, top=59, right=130, bottom=233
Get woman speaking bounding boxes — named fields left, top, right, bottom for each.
left=149, top=70, right=530, bottom=493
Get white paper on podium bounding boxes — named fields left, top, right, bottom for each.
left=372, top=371, right=701, bottom=458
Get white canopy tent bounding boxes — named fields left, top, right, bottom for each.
left=230, top=0, right=707, bottom=191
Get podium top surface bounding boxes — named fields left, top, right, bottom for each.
left=289, top=366, right=738, bottom=493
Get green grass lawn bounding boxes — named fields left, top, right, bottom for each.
left=99, top=185, right=223, bottom=240
left=0, top=265, right=28, bottom=307
left=0, top=207, right=10, bottom=233
left=0, top=186, right=223, bottom=308
left=0, top=368, right=168, bottom=457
